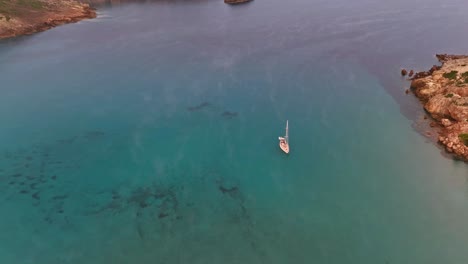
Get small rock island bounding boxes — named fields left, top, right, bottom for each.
left=224, top=0, right=253, bottom=4
left=410, top=54, right=468, bottom=161
left=0, top=0, right=95, bottom=39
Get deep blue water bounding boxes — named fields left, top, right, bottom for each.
left=1, top=0, right=468, bottom=263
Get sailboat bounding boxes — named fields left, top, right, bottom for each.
left=278, top=120, right=289, bottom=154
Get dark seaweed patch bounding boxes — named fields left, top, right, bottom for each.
left=20, top=190, right=28, bottom=194
left=51, top=175, right=57, bottom=180
left=8, top=181, right=15, bottom=185
left=12, top=173, right=22, bottom=178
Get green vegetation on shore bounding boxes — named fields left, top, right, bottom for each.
left=462, top=72, right=468, bottom=83
left=0, top=0, right=45, bottom=18
left=443, top=71, right=458, bottom=80
left=460, top=133, right=468, bottom=146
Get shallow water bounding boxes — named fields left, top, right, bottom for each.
left=1, top=0, right=468, bottom=263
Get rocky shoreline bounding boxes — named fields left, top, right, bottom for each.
left=407, top=54, right=468, bottom=161
left=0, top=0, right=96, bottom=40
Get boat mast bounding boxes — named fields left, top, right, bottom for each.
left=285, top=120, right=289, bottom=142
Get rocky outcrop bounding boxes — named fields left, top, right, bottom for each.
left=409, top=54, right=468, bottom=161
left=225, top=0, right=253, bottom=4
left=0, top=0, right=96, bottom=40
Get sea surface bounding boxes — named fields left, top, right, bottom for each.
left=1, top=0, right=468, bottom=263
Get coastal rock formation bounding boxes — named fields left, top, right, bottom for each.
left=0, top=0, right=96, bottom=39
left=225, top=0, right=253, bottom=4
left=410, top=54, right=468, bottom=161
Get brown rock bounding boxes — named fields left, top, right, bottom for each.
left=424, top=94, right=452, bottom=119
left=429, top=65, right=440, bottom=74
left=401, top=69, right=408, bottom=76
left=441, top=118, right=452, bottom=127
left=408, top=70, right=414, bottom=77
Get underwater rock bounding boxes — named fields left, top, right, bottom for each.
left=51, top=175, right=57, bottom=180
left=158, top=212, right=169, bottom=219
left=51, top=194, right=68, bottom=200
left=20, top=190, right=28, bottom=194
left=57, top=136, right=77, bottom=144
left=187, top=102, right=210, bottom=112
left=221, top=111, right=238, bottom=119
left=12, top=173, right=22, bottom=178
left=8, top=181, right=15, bottom=185
left=84, top=131, right=105, bottom=140
left=32, top=192, right=40, bottom=200
left=111, top=191, right=120, bottom=200
left=219, top=185, right=239, bottom=194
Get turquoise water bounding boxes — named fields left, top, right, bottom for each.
left=1, top=0, right=468, bottom=263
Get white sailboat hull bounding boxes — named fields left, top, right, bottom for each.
left=278, top=120, right=290, bottom=154
left=279, top=140, right=289, bottom=154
